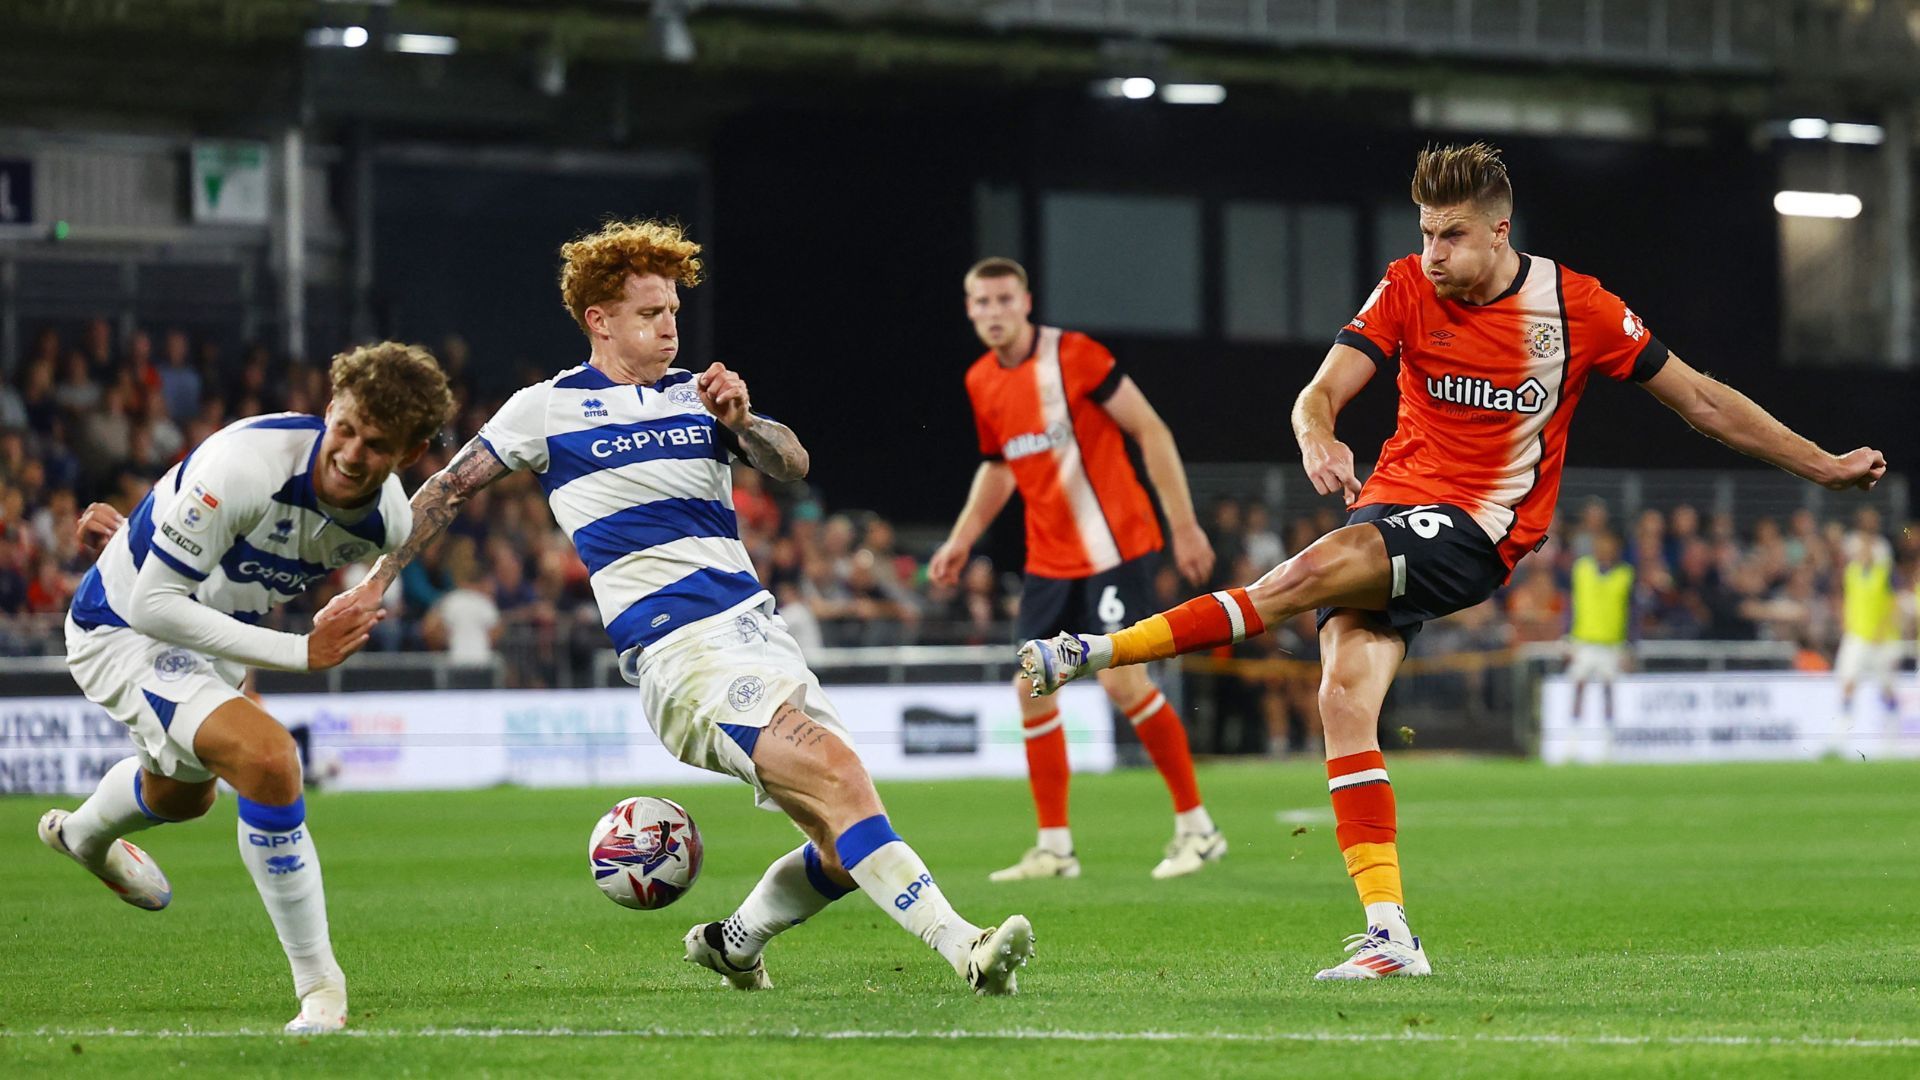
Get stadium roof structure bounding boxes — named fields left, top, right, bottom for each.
left=2, top=1, right=1913, bottom=140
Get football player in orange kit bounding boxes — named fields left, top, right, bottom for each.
left=930, top=257, right=1222, bottom=882
left=1021, top=143, right=1887, bottom=978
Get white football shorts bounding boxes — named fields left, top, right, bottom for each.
left=64, top=617, right=248, bottom=784
left=620, top=603, right=850, bottom=811
left=1834, top=635, right=1899, bottom=686
left=1566, top=642, right=1626, bottom=682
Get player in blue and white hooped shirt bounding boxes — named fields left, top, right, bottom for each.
left=329, top=220, right=1035, bottom=994
left=40, top=343, right=452, bottom=1034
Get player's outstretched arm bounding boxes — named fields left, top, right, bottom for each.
left=1102, top=377, right=1214, bottom=584
left=929, top=461, right=1017, bottom=586
left=126, top=557, right=380, bottom=672
left=1641, top=353, right=1887, bottom=491
left=354, top=438, right=510, bottom=598
left=1291, top=344, right=1377, bottom=503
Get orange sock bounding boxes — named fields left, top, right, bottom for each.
left=1126, top=690, right=1201, bottom=813
left=1108, top=588, right=1265, bottom=667
left=1022, top=708, right=1070, bottom=828
left=1327, top=750, right=1404, bottom=909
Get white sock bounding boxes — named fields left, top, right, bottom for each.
left=1036, top=827, right=1074, bottom=857
left=236, top=797, right=343, bottom=999
left=63, top=756, right=169, bottom=863
left=723, top=842, right=852, bottom=956
left=836, top=815, right=980, bottom=973
left=1366, top=901, right=1414, bottom=943
left=1175, top=806, right=1215, bottom=837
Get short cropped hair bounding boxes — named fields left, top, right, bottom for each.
left=329, top=342, right=453, bottom=446
left=1411, top=142, right=1513, bottom=217
left=964, top=256, right=1029, bottom=292
left=559, top=218, right=705, bottom=336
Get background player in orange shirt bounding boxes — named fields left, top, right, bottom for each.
left=929, top=257, right=1221, bottom=881
left=1021, top=144, right=1887, bottom=977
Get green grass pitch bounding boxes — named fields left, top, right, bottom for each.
left=3, top=757, right=1918, bottom=1077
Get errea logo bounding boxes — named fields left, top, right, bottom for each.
left=1426, top=374, right=1548, bottom=414
left=581, top=397, right=610, bottom=419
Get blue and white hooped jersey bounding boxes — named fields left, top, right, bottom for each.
left=477, top=363, right=768, bottom=654
left=70, top=413, right=412, bottom=632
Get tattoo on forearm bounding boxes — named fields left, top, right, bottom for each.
left=735, top=419, right=810, bottom=482
left=371, top=439, right=506, bottom=584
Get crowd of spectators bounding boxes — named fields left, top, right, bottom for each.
left=3, top=321, right=1916, bottom=693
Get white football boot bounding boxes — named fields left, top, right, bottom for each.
left=1018, top=633, right=1098, bottom=696
left=284, top=982, right=349, bottom=1035
left=683, top=922, right=772, bottom=990
left=37, top=809, right=172, bottom=911
left=988, top=847, right=1081, bottom=882
left=964, top=915, right=1035, bottom=996
left=1150, top=830, right=1227, bottom=880
left=1313, top=925, right=1432, bottom=980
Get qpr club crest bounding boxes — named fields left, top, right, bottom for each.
left=666, top=385, right=704, bottom=410
left=332, top=542, right=371, bottom=564
left=1527, top=322, right=1562, bottom=360
left=727, top=675, right=765, bottom=712
left=154, top=648, right=200, bottom=682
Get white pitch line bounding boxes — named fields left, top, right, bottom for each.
left=14, top=1028, right=1920, bottom=1050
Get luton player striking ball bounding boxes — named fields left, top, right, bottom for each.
left=588, top=796, right=703, bottom=909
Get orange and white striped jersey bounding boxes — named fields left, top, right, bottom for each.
left=1336, top=253, right=1668, bottom=570
left=966, top=326, right=1163, bottom=579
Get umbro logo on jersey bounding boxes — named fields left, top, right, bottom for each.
left=581, top=397, right=610, bottom=419
left=1426, top=374, right=1548, bottom=414
left=1429, top=329, right=1456, bottom=348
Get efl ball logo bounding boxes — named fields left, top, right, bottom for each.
left=588, top=796, right=703, bottom=910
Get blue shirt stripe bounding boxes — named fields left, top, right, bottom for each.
left=555, top=365, right=619, bottom=391
left=125, top=492, right=158, bottom=570
left=149, top=545, right=207, bottom=582
left=69, top=566, right=128, bottom=630
left=220, top=539, right=332, bottom=596
left=570, top=498, right=740, bottom=575
left=541, top=415, right=728, bottom=493
left=603, top=568, right=766, bottom=652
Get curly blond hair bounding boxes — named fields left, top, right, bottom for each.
left=328, top=342, right=453, bottom=446
left=559, top=218, right=705, bottom=336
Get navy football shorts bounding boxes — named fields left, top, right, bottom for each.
left=1315, top=502, right=1510, bottom=644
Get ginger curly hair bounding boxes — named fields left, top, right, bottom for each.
left=328, top=342, right=454, bottom=446
left=559, top=218, right=705, bottom=336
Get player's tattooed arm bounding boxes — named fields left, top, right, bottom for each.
left=731, top=416, right=810, bottom=483
left=366, top=438, right=509, bottom=589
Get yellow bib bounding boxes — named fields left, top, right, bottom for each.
left=1844, top=561, right=1897, bottom=642
left=1571, top=556, right=1633, bottom=645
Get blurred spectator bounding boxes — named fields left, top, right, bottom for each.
left=1242, top=503, right=1283, bottom=570
left=55, top=351, right=101, bottom=414
left=421, top=537, right=501, bottom=667
left=158, top=328, right=202, bottom=424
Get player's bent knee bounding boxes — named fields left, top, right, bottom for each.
left=243, top=736, right=304, bottom=804
left=1318, top=671, right=1376, bottom=723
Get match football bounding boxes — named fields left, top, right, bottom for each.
left=2, top=2, right=1916, bottom=1077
